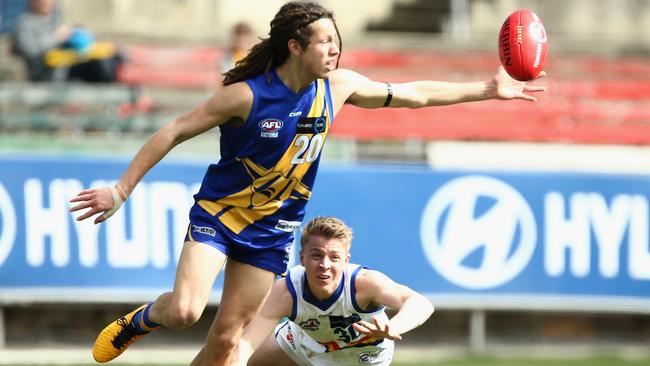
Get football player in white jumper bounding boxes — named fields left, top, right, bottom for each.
left=238, top=216, right=434, bottom=365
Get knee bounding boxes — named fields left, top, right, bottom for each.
left=165, top=300, right=203, bottom=329
left=210, top=331, right=239, bottom=352
left=206, top=327, right=242, bottom=357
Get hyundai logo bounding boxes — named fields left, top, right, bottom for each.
left=420, top=175, right=536, bottom=289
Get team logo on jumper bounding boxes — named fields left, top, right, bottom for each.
left=296, top=117, right=326, bottom=134
left=192, top=225, right=216, bottom=237
left=420, top=175, right=536, bottom=289
left=259, top=119, right=284, bottom=138
left=299, top=318, right=320, bottom=331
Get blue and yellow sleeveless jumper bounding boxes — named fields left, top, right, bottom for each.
left=186, top=69, right=334, bottom=274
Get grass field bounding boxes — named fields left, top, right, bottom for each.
left=8, top=356, right=650, bottom=366
left=4, top=346, right=649, bottom=366
left=11, top=355, right=650, bottom=366
left=395, top=356, right=650, bottom=366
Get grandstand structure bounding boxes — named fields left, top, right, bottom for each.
left=0, top=0, right=649, bottom=361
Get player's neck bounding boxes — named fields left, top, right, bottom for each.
left=308, top=284, right=336, bottom=301
left=276, top=62, right=315, bottom=94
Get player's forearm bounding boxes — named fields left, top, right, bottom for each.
left=398, top=80, right=497, bottom=107
left=389, top=294, right=434, bottom=335
left=118, top=124, right=180, bottom=195
left=238, top=316, right=279, bottom=365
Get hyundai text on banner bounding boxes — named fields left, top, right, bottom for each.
left=0, top=156, right=649, bottom=311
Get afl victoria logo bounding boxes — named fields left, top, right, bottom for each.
left=420, top=176, right=536, bottom=289
left=259, top=119, right=284, bottom=138
left=259, top=119, right=284, bottom=132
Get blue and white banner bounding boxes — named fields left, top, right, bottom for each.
left=0, top=156, right=649, bottom=311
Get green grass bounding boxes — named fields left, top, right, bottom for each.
left=14, top=356, right=650, bottom=366
left=392, top=355, right=650, bottom=366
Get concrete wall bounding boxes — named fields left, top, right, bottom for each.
left=470, top=0, right=650, bottom=47
left=58, top=0, right=395, bottom=44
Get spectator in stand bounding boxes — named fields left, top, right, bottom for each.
left=219, top=21, right=256, bottom=74
left=11, top=0, right=122, bottom=82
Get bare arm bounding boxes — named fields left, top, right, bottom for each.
left=352, top=269, right=434, bottom=340
left=69, top=82, right=253, bottom=223
left=328, top=66, right=545, bottom=111
left=239, top=279, right=293, bottom=363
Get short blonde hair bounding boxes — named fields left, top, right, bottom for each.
left=300, top=217, right=353, bottom=251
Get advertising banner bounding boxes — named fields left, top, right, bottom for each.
left=1, top=156, right=649, bottom=312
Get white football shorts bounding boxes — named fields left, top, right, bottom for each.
left=274, top=321, right=394, bottom=366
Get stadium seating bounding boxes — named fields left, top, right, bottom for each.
left=0, top=82, right=157, bottom=133
left=112, top=43, right=650, bottom=145
left=2, top=42, right=648, bottom=144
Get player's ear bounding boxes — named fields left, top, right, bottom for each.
left=299, top=250, right=305, bottom=266
left=345, top=253, right=350, bottom=263
left=288, top=39, right=301, bottom=56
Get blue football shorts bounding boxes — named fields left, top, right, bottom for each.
left=184, top=203, right=294, bottom=275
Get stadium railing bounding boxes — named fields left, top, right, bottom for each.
left=0, top=82, right=170, bottom=134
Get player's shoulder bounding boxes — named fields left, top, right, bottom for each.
left=219, top=81, right=254, bottom=102
left=351, top=267, right=390, bottom=309
left=272, top=275, right=294, bottom=299
left=327, top=68, right=371, bottom=107
left=207, top=81, right=253, bottom=115
left=353, top=267, right=390, bottom=294
left=267, top=276, right=294, bottom=316
left=328, top=68, right=366, bottom=85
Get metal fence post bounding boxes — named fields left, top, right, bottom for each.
left=0, top=306, right=5, bottom=348
left=469, top=309, right=486, bottom=353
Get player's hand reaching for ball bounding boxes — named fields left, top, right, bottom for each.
left=352, top=316, right=403, bottom=341
left=493, top=65, right=546, bottom=102
left=69, top=184, right=127, bottom=224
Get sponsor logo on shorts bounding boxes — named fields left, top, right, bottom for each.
left=192, top=225, right=216, bottom=237
left=358, top=349, right=383, bottom=364
left=259, top=119, right=284, bottom=138
left=283, top=244, right=292, bottom=265
left=275, top=220, right=301, bottom=233
left=299, top=318, right=320, bottom=331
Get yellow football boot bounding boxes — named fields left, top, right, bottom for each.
left=92, top=304, right=153, bottom=363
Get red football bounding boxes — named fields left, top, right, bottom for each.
left=498, top=9, right=548, bottom=81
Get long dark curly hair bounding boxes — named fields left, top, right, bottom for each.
left=222, top=1, right=342, bottom=86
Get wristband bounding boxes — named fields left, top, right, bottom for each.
left=383, top=82, right=393, bottom=107
left=114, top=183, right=128, bottom=201
left=101, top=184, right=126, bottom=220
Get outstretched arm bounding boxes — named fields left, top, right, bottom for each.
left=69, top=82, right=253, bottom=224
left=328, top=66, right=545, bottom=111
left=352, top=269, right=434, bottom=340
